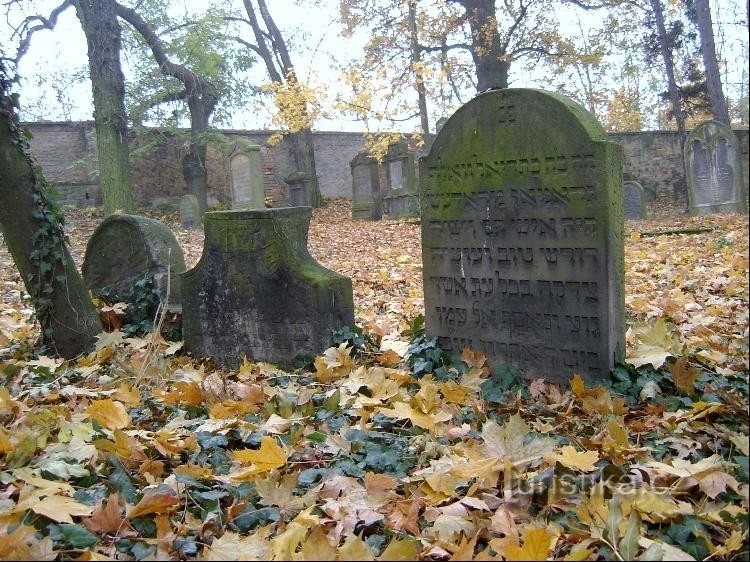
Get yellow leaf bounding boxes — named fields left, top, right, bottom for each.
left=545, top=445, right=600, bottom=472
left=481, top=415, right=556, bottom=466
left=199, top=528, right=272, bottom=561
left=450, top=533, right=479, bottom=561
left=637, top=537, right=696, bottom=561
left=377, top=400, right=451, bottom=430
left=337, top=533, right=375, bottom=561
left=231, top=436, right=288, bottom=477
left=503, top=525, right=558, bottom=561
left=379, top=537, right=420, bottom=561
left=632, top=490, right=693, bottom=522
left=87, top=399, right=131, bottom=430
left=0, top=524, right=55, bottom=560
left=30, top=494, right=93, bottom=523
left=297, top=526, right=336, bottom=561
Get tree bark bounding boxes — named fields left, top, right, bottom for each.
left=0, top=71, right=102, bottom=357
left=116, top=3, right=218, bottom=214
left=408, top=0, right=430, bottom=134
left=451, top=0, right=509, bottom=91
left=649, top=0, right=688, bottom=203
left=242, top=0, right=323, bottom=206
left=73, top=0, right=135, bottom=215
left=693, top=0, right=730, bottom=125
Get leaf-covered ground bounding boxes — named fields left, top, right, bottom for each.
left=0, top=198, right=747, bottom=560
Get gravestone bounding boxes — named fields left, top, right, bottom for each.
left=382, top=141, right=420, bottom=219
left=286, top=172, right=312, bottom=207
left=623, top=181, right=647, bottom=219
left=82, top=214, right=187, bottom=308
left=420, top=88, right=624, bottom=383
left=181, top=207, right=355, bottom=369
left=229, top=144, right=265, bottom=209
left=350, top=152, right=382, bottom=220
left=179, top=194, right=202, bottom=229
left=685, top=120, right=747, bottom=215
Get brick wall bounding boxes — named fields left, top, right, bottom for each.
left=23, top=121, right=750, bottom=208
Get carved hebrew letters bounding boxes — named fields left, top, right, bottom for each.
left=420, top=89, right=624, bottom=383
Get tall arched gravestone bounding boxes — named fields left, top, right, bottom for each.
left=685, top=120, right=747, bottom=216
left=420, top=89, right=625, bottom=383
left=82, top=214, right=186, bottom=308
left=229, top=144, right=265, bottom=209
left=350, top=151, right=382, bottom=220
left=181, top=207, right=355, bottom=369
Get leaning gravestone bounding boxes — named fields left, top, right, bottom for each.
left=350, top=151, right=382, bottom=220
left=82, top=214, right=187, bottom=308
left=623, top=181, right=647, bottom=220
left=685, top=120, right=747, bottom=215
left=382, top=141, right=420, bottom=219
left=229, top=144, right=265, bottom=209
left=420, top=89, right=624, bottom=383
left=179, top=194, right=202, bottom=229
left=181, top=207, right=355, bottom=369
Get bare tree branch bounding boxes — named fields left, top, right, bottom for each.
left=13, top=0, right=72, bottom=66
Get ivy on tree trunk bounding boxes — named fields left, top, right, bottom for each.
left=0, top=64, right=102, bottom=357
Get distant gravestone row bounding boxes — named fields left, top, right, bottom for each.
left=350, top=141, right=420, bottom=221
left=420, top=89, right=625, bottom=383
left=685, top=120, right=747, bottom=216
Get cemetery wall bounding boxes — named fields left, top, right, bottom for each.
left=23, top=121, right=749, bottom=208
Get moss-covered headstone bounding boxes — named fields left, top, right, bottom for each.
left=181, top=207, right=355, bottom=369
left=420, top=89, right=624, bottom=383
left=623, top=181, right=647, bottom=220
left=229, top=144, right=265, bottom=209
left=685, top=120, right=747, bottom=216
left=351, top=151, right=382, bottom=220
left=382, top=141, right=420, bottom=219
left=82, top=214, right=187, bottom=308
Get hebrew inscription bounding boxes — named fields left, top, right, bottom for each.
left=419, top=89, right=624, bottom=383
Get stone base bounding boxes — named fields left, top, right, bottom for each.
left=383, top=190, right=419, bottom=219
left=181, top=207, right=355, bottom=368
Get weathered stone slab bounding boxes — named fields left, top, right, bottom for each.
left=350, top=152, right=382, bottom=220
left=686, top=120, right=747, bottom=215
left=179, top=194, right=202, bottom=229
left=229, top=144, right=265, bottom=209
left=82, top=214, right=186, bottom=307
left=420, top=88, right=624, bottom=383
left=623, top=181, right=647, bottom=220
left=286, top=172, right=312, bottom=207
left=382, top=141, right=419, bottom=219
left=181, top=207, right=355, bottom=368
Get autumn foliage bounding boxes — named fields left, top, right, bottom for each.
left=0, top=199, right=747, bottom=560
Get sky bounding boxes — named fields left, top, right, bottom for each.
left=3, top=0, right=748, bottom=132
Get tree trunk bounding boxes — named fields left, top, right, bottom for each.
left=453, top=0, right=509, bottom=91
left=408, top=0, right=430, bottom=134
left=650, top=0, right=688, bottom=204
left=693, top=0, right=730, bottom=125
left=116, top=2, right=218, bottom=214
left=73, top=0, right=135, bottom=215
left=0, top=74, right=102, bottom=357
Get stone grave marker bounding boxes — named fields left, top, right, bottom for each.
left=382, top=140, right=420, bottom=219
left=420, top=88, right=624, bottom=383
left=181, top=207, right=355, bottom=369
left=350, top=151, right=382, bottom=220
left=623, top=181, right=647, bottom=219
left=685, top=120, right=747, bottom=215
left=286, top=172, right=312, bottom=207
left=229, top=144, right=265, bottom=209
left=179, top=194, right=202, bottom=229
left=83, top=214, right=186, bottom=308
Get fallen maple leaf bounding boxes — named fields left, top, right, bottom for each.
left=545, top=445, right=600, bottom=472
left=230, top=436, right=288, bottom=478
left=87, top=399, right=131, bottom=430
left=502, top=525, right=558, bottom=561
left=82, top=493, right=128, bottom=534
left=29, top=494, right=94, bottom=523
left=126, top=485, right=179, bottom=519
left=481, top=415, right=556, bottom=467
